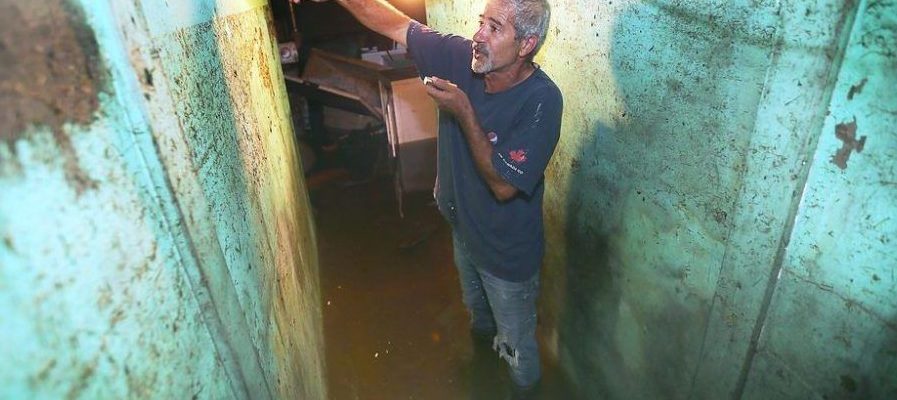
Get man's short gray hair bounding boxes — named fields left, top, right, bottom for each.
left=506, top=0, right=551, bottom=61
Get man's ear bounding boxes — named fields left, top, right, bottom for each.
left=518, top=36, right=538, bottom=59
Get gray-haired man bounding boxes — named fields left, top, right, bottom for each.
left=293, top=0, right=562, bottom=396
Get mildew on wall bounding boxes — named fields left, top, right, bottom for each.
left=0, top=1, right=325, bottom=398
left=426, top=0, right=896, bottom=398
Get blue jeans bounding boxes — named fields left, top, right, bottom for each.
left=453, top=233, right=541, bottom=388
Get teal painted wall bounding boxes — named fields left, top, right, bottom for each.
left=426, top=0, right=896, bottom=398
left=0, top=1, right=325, bottom=399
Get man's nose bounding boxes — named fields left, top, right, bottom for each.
left=473, top=26, right=486, bottom=42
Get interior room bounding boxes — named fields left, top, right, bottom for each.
left=1, top=0, right=895, bottom=399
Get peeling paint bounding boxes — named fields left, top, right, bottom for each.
left=846, top=77, right=867, bottom=100
left=831, top=118, right=866, bottom=170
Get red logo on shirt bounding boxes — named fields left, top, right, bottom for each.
left=509, top=149, right=527, bottom=164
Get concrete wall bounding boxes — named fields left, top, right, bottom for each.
left=426, top=0, right=896, bottom=398
left=0, top=1, right=325, bottom=399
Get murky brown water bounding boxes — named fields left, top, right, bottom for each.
left=310, top=173, right=578, bottom=400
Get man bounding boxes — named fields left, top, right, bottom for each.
left=293, top=0, right=562, bottom=396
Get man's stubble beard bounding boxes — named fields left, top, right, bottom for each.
left=471, top=46, right=492, bottom=74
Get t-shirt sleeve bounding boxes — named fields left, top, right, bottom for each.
left=491, top=86, right=563, bottom=196
left=406, top=20, right=473, bottom=82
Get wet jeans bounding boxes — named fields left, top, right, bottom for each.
left=453, top=233, right=541, bottom=388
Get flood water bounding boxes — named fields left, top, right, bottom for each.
left=310, top=172, right=577, bottom=400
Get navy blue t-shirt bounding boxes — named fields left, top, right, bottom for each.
left=407, top=21, right=563, bottom=282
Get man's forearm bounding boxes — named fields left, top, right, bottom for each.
left=456, top=105, right=518, bottom=202
left=334, top=0, right=411, bottom=46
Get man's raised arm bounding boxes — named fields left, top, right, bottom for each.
left=292, top=0, right=412, bottom=47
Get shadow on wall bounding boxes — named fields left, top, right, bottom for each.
left=553, top=2, right=775, bottom=399
left=555, top=118, right=619, bottom=400
left=878, top=321, right=897, bottom=398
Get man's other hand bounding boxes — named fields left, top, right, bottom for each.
left=424, top=77, right=472, bottom=117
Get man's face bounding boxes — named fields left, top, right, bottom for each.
left=471, top=0, right=522, bottom=74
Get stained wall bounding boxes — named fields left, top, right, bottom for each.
left=0, top=1, right=325, bottom=398
left=425, top=0, right=896, bottom=398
